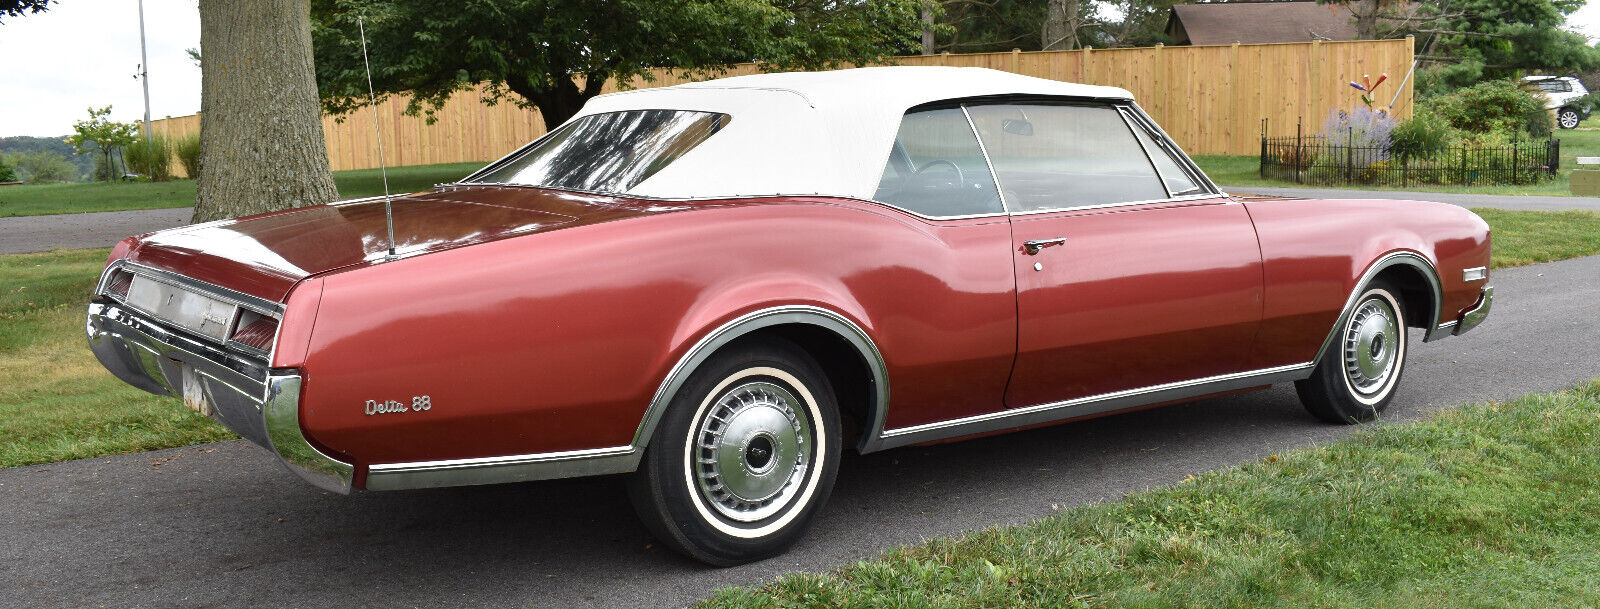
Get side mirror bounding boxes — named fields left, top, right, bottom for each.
left=1001, top=118, right=1034, bottom=136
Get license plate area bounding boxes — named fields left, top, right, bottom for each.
left=182, top=365, right=213, bottom=416
left=125, top=275, right=238, bottom=342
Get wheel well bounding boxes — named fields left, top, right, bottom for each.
left=1373, top=265, right=1436, bottom=329
left=726, top=324, right=876, bottom=451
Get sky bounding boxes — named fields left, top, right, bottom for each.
left=0, top=0, right=200, bottom=138
left=3, top=0, right=1600, bottom=138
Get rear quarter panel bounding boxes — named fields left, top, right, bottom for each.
left=1243, top=197, right=1490, bottom=369
left=294, top=198, right=1018, bottom=471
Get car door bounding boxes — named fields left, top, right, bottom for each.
left=963, top=102, right=1264, bottom=408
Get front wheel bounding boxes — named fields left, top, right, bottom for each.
left=1559, top=107, right=1581, bottom=129
left=627, top=338, right=840, bottom=566
left=1296, top=281, right=1408, bottom=424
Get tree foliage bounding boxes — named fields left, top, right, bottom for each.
left=927, top=0, right=1181, bottom=54
left=311, top=0, right=923, bottom=130
left=1409, top=0, right=1600, bottom=92
left=0, top=0, right=52, bottom=23
left=65, top=107, right=139, bottom=183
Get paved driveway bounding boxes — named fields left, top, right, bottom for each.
left=3, top=255, right=1597, bottom=608
left=0, top=207, right=193, bottom=254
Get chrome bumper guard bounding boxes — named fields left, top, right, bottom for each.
left=86, top=299, right=353, bottom=493
left=1425, top=285, right=1493, bottom=341
left=1455, top=285, right=1493, bottom=335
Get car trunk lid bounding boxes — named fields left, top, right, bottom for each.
left=123, top=186, right=654, bottom=302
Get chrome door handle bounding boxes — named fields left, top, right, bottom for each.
left=1022, top=237, right=1067, bottom=255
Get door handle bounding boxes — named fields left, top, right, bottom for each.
left=1023, top=237, right=1067, bottom=255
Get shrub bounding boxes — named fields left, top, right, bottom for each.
left=174, top=133, right=201, bottom=181
left=1390, top=108, right=1453, bottom=161
left=1318, top=106, right=1396, bottom=153
left=16, top=151, right=78, bottom=184
left=0, top=155, right=17, bottom=182
left=1429, top=79, right=1549, bottom=137
left=124, top=133, right=173, bottom=181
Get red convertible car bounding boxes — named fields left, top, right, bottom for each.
left=87, top=67, right=1491, bottom=564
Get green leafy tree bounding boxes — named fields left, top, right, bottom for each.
left=311, top=0, right=923, bottom=130
left=15, top=151, right=78, bottom=184
left=64, top=106, right=139, bottom=182
left=1406, top=0, right=1600, bottom=91
left=0, top=0, right=53, bottom=23
left=0, top=154, right=17, bottom=182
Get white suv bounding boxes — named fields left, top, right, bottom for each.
left=1523, top=75, right=1591, bottom=129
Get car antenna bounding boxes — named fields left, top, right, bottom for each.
left=358, top=15, right=397, bottom=259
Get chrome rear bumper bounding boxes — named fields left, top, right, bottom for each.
left=86, top=299, right=353, bottom=493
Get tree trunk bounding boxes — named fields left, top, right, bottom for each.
left=1043, top=0, right=1077, bottom=51
left=194, top=0, right=337, bottom=223
left=1352, top=0, right=1381, bottom=40
left=921, top=1, right=935, bottom=56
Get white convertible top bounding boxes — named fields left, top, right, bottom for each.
left=564, top=66, right=1135, bottom=200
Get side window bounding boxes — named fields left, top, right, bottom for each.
left=966, top=103, right=1167, bottom=212
left=1125, top=112, right=1203, bottom=196
left=872, top=108, right=1004, bottom=218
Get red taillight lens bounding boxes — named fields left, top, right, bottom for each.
left=107, top=270, right=133, bottom=297
left=231, top=317, right=279, bottom=350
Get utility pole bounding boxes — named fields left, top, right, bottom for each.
left=138, top=0, right=152, bottom=142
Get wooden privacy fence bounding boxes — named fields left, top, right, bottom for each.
left=148, top=37, right=1413, bottom=175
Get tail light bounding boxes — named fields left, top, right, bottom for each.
left=230, top=314, right=279, bottom=351
left=106, top=270, right=134, bottom=298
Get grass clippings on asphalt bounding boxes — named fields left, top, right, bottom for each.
left=700, top=379, right=1600, bottom=609
left=0, top=249, right=232, bottom=468
left=0, top=162, right=485, bottom=217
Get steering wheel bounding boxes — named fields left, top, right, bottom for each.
left=913, top=159, right=966, bottom=191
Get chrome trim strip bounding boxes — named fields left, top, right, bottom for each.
left=364, top=446, right=636, bottom=491
left=1116, top=107, right=1179, bottom=200
left=1125, top=103, right=1223, bottom=195
left=263, top=374, right=354, bottom=494
left=1004, top=192, right=1223, bottom=216
left=872, top=363, right=1314, bottom=450
left=1312, top=251, right=1446, bottom=354
left=638, top=305, right=890, bottom=455
left=960, top=104, right=1013, bottom=213
left=361, top=305, right=890, bottom=491
left=101, top=260, right=284, bottom=317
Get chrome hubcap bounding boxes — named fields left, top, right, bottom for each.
left=1562, top=112, right=1579, bottom=128
left=693, top=381, right=810, bottom=522
left=1344, top=297, right=1400, bottom=395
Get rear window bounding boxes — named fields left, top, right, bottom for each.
left=469, top=110, right=731, bottom=193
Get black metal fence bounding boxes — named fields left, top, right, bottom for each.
left=1260, top=133, right=1560, bottom=187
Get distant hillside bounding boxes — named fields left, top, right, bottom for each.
left=0, top=136, right=94, bottom=181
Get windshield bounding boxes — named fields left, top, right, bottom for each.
left=468, top=110, right=731, bottom=193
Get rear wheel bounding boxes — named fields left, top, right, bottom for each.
left=1296, top=281, right=1408, bottom=424
left=1559, top=107, right=1581, bottom=129
left=627, top=338, right=840, bottom=566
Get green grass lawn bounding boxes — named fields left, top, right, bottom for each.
left=0, top=162, right=485, bottom=217
left=0, top=249, right=234, bottom=468
left=701, top=379, right=1600, bottom=608
left=1197, top=125, right=1600, bottom=196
